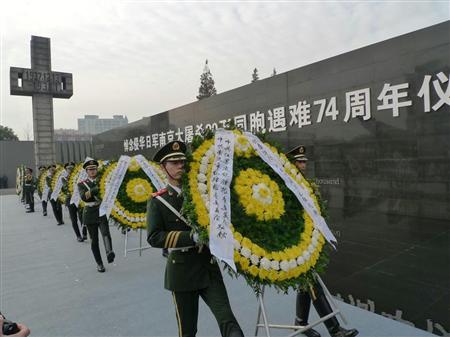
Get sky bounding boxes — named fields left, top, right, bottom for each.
left=0, top=0, right=448, bottom=140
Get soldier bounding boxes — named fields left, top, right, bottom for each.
left=78, top=157, right=115, bottom=273
left=62, top=162, right=84, bottom=242
left=23, top=168, right=37, bottom=213
left=287, top=145, right=358, bottom=337
left=47, top=165, right=64, bottom=225
left=38, top=165, right=48, bottom=216
left=147, top=141, right=244, bottom=337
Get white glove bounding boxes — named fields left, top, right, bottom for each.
left=192, top=232, right=199, bottom=243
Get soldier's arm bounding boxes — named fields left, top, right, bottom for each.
left=146, top=197, right=196, bottom=249
left=78, top=182, right=90, bottom=202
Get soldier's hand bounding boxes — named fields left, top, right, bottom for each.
left=85, top=191, right=91, bottom=199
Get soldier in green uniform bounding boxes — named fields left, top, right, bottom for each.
left=147, top=141, right=244, bottom=337
left=78, top=157, right=115, bottom=273
left=287, top=145, right=358, bottom=337
left=38, top=165, right=48, bottom=216
left=23, top=168, right=37, bottom=213
left=62, top=162, right=84, bottom=242
left=47, top=164, right=64, bottom=225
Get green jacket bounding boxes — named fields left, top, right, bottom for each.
left=146, top=185, right=222, bottom=292
left=78, top=178, right=101, bottom=225
left=24, top=175, right=37, bottom=193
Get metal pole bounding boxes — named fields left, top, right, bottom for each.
left=124, top=228, right=128, bottom=257
left=258, top=287, right=271, bottom=337
left=315, top=273, right=348, bottom=325
left=139, top=228, right=143, bottom=257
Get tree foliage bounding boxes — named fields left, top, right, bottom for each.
left=0, top=125, right=19, bottom=140
left=251, top=68, right=259, bottom=83
left=197, top=59, right=217, bottom=100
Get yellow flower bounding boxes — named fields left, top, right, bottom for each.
left=126, top=178, right=153, bottom=203
left=128, top=158, right=140, bottom=172
left=234, top=169, right=285, bottom=221
left=248, top=265, right=259, bottom=277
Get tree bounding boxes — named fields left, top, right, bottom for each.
left=197, top=59, right=217, bottom=100
left=0, top=125, right=19, bottom=140
left=271, top=68, right=277, bottom=76
left=251, top=68, right=259, bottom=83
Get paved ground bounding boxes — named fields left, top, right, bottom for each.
left=0, top=194, right=436, bottom=337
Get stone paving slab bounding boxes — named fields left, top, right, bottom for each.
left=0, top=195, right=435, bottom=337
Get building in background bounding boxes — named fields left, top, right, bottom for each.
left=78, top=115, right=128, bottom=135
left=54, top=128, right=92, bottom=141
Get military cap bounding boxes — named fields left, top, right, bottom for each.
left=83, top=157, right=99, bottom=170
left=38, top=165, right=46, bottom=170
left=286, top=145, right=308, bottom=161
left=64, top=161, right=76, bottom=169
left=26, top=167, right=33, bottom=173
left=48, top=164, right=57, bottom=169
left=153, top=141, right=187, bottom=163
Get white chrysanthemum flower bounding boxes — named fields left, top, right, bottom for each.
left=206, top=148, right=214, bottom=157
left=270, top=260, right=280, bottom=271
left=312, top=229, right=319, bottom=239
left=296, top=256, right=305, bottom=265
left=289, top=259, right=297, bottom=269
left=240, top=247, right=251, bottom=258
left=290, top=168, right=297, bottom=176
left=233, top=239, right=241, bottom=251
left=312, top=236, right=318, bottom=246
left=280, top=260, right=290, bottom=272
left=250, top=254, right=260, bottom=265
left=197, top=183, right=207, bottom=194
left=307, top=245, right=315, bottom=254
left=260, top=257, right=271, bottom=270
left=303, top=251, right=311, bottom=260
left=197, top=173, right=207, bottom=183
left=201, top=156, right=209, bottom=166
left=199, top=164, right=208, bottom=174
left=252, top=183, right=273, bottom=205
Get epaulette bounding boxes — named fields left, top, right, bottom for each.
left=151, top=188, right=168, bottom=198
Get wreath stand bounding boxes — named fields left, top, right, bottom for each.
left=254, top=272, right=347, bottom=337
left=123, top=228, right=152, bottom=257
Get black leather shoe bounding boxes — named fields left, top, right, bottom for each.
left=26, top=210, right=34, bottom=213
left=82, top=235, right=88, bottom=241
left=295, top=320, right=321, bottom=337
left=97, top=264, right=105, bottom=273
left=330, top=327, right=359, bottom=337
left=107, top=251, right=115, bottom=264
left=77, top=237, right=84, bottom=242
left=43, top=212, right=47, bottom=216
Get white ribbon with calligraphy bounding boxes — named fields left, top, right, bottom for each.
left=51, top=170, right=68, bottom=201
left=209, top=129, right=237, bottom=272
left=99, top=155, right=131, bottom=218
left=70, top=169, right=88, bottom=206
left=243, top=131, right=337, bottom=248
left=134, top=154, right=165, bottom=191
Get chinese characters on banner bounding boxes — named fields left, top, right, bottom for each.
left=123, top=72, right=449, bottom=153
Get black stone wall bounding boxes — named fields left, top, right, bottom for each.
left=93, top=21, right=450, bottom=334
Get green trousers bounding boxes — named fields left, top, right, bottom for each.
left=171, top=272, right=244, bottom=337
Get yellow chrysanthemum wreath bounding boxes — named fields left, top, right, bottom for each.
left=183, top=130, right=329, bottom=292
left=99, top=157, right=166, bottom=229
left=67, top=163, right=86, bottom=208
left=51, top=166, right=68, bottom=204
left=37, top=167, right=48, bottom=199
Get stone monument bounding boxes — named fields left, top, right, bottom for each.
left=10, top=35, right=73, bottom=167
